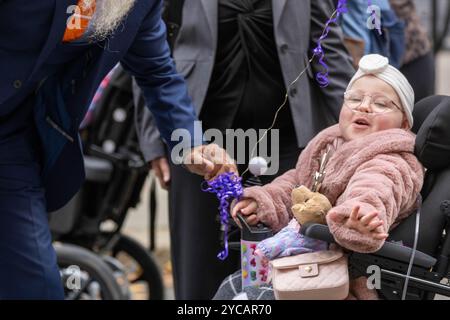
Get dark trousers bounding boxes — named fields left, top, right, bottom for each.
left=0, top=102, right=64, bottom=299
left=168, top=145, right=302, bottom=299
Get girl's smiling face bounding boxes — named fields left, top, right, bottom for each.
left=339, top=75, right=409, bottom=141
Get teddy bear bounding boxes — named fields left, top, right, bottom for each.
left=291, top=185, right=332, bottom=225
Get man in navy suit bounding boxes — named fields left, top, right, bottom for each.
left=0, top=0, right=236, bottom=299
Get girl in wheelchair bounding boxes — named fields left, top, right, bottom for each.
left=215, top=54, right=425, bottom=300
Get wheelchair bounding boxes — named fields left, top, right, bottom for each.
left=49, top=66, right=164, bottom=300
left=299, top=95, right=450, bottom=300
left=222, top=95, right=450, bottom=300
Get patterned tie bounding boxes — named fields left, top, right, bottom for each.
left=63, top=0, right=97, bottom=42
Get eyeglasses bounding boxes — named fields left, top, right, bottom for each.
left=344, top=90, right=402, bottom=115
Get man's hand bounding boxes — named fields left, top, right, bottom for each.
left=328, top=205, right=389, bottom=241
left=231, top=198, right=259, bottom=227
left=150, top=156, right=170, bottom=190
left=183, top=144, right=238, bottom=180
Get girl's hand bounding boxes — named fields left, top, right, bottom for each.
left=329, top=205, right=389, bottom=241
left=231, top=198, right=259, bottom=227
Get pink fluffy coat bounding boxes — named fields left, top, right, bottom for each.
left=244, top=124, right=424, bottom=254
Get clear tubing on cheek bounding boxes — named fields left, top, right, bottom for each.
left=344, top=105, right=378, bottom=117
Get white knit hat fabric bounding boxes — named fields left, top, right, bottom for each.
left=346, top=54, right=415, bottom=127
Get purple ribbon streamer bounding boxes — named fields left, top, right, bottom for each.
left=312, top=0, right=382, bottom=87
left=202, top=172, right=244, bottom=260
left=312, top=0, right=348, bottom=87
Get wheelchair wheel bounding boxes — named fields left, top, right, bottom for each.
left=56, top=243, right=125, bottom=300
left=111, top=235, right=165, bottom=300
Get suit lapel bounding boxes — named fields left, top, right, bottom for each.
left=272, top=0, right=287, bottom=28
left=31, top=0, right=77, bottom=78
left=199, top=0, right=218, bottom=47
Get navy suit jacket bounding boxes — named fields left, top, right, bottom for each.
left=0, top=0, right=200, bottom=211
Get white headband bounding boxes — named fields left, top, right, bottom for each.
left=346, top=54, right=415, bottom=127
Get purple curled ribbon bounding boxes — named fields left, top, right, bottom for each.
left=312, top=0, right=348, bottom=87
left=202, top=172, right=244, bottom=260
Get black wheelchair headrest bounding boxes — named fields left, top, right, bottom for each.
left=413, top=95, right=450, bottom=170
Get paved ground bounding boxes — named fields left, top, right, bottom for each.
left=122, top=51, right=450, bottom=300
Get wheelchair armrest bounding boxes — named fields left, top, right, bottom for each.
left=376, top=241, right=436, bottom=269
left=300, top=223, right=437, bottom=269
left=300, top=223, right=336, bottom=243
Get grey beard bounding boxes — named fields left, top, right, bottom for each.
left=90, top=0, right=136, bottom=41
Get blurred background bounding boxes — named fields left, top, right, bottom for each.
left=120, top=0, right=450, bottom=300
